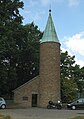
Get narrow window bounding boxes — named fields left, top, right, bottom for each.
left=22, top=97, right=28, bottom=101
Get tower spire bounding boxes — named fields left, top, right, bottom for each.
left=49, top=3, right=51, bottom=14
left=49, top=9, right=51, bottom=16
left=40, top=10, right=59, bottom=43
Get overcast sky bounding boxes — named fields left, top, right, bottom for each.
left=20, top=0, right=84, bottom=68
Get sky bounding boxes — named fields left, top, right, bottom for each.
left=20, top=0, right=84, bottom=68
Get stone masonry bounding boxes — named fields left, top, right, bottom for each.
left=39, top=42, right=60, bottom=107
left=14, top=76, right=40, bottom=107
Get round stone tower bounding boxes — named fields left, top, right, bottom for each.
left=39, top=10, right=61, bottom=108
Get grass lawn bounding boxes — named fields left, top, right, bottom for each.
left=0, top=114, right=11, bottom=119
left=70, top=116, right=84, bottom=119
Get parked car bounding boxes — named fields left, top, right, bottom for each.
left=0, top=97, right=6, bottom=109
left=67, top=98, right=84, bottom=110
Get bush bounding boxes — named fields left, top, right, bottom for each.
left=0, top=114, right=11, bottom=119
left=70, top=116, right=84, bottom=119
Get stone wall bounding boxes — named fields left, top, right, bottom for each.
left=14, top=76, right=39, bottom=107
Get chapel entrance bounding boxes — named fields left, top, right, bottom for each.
left=32, top=94, right=38, bottom=107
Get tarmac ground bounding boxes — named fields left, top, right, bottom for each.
left=0, top=108, right=84, bottom=119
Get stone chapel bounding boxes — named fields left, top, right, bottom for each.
left=14, top=10, right=61, bottom=108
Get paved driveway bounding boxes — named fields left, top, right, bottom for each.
left=0, top=108, right=84, bottom=119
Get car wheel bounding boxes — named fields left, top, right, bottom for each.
left=71, top=105, right=76, bottom=110
left=1, top=104, right=6, bottom=109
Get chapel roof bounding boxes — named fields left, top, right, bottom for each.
left=40, top=9, right=59, bottom=43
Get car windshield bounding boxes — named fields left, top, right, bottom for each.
left=77, top=98, right=84, bottom=103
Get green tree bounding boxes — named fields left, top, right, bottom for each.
left=74, top=65, right=84, bottom=97
left=79, top=67, right=84, bottom=97
left=60, top=51, right=78, bottom=102
left=0, top=0, right=24, bottom=97
left=16, top=23, right=42, bottom=86
left=0, top=0, right=42, bottom=97
left=61, top=77, right=78, bottom=102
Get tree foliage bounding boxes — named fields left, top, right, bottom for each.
left=60, top=51, right=84, bottom=102
left=15, top=23, right=42, bottom=86
left=0, top=0, right=24, bottom=96
left=0, top=0, right=42, bottom=97
left=73, top=65, right=84, bottom=97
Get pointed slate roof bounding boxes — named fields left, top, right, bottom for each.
left=40, top=10, right=59, bottom=43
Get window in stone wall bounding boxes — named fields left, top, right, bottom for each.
left=22, top=96, right=28, bottom=101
